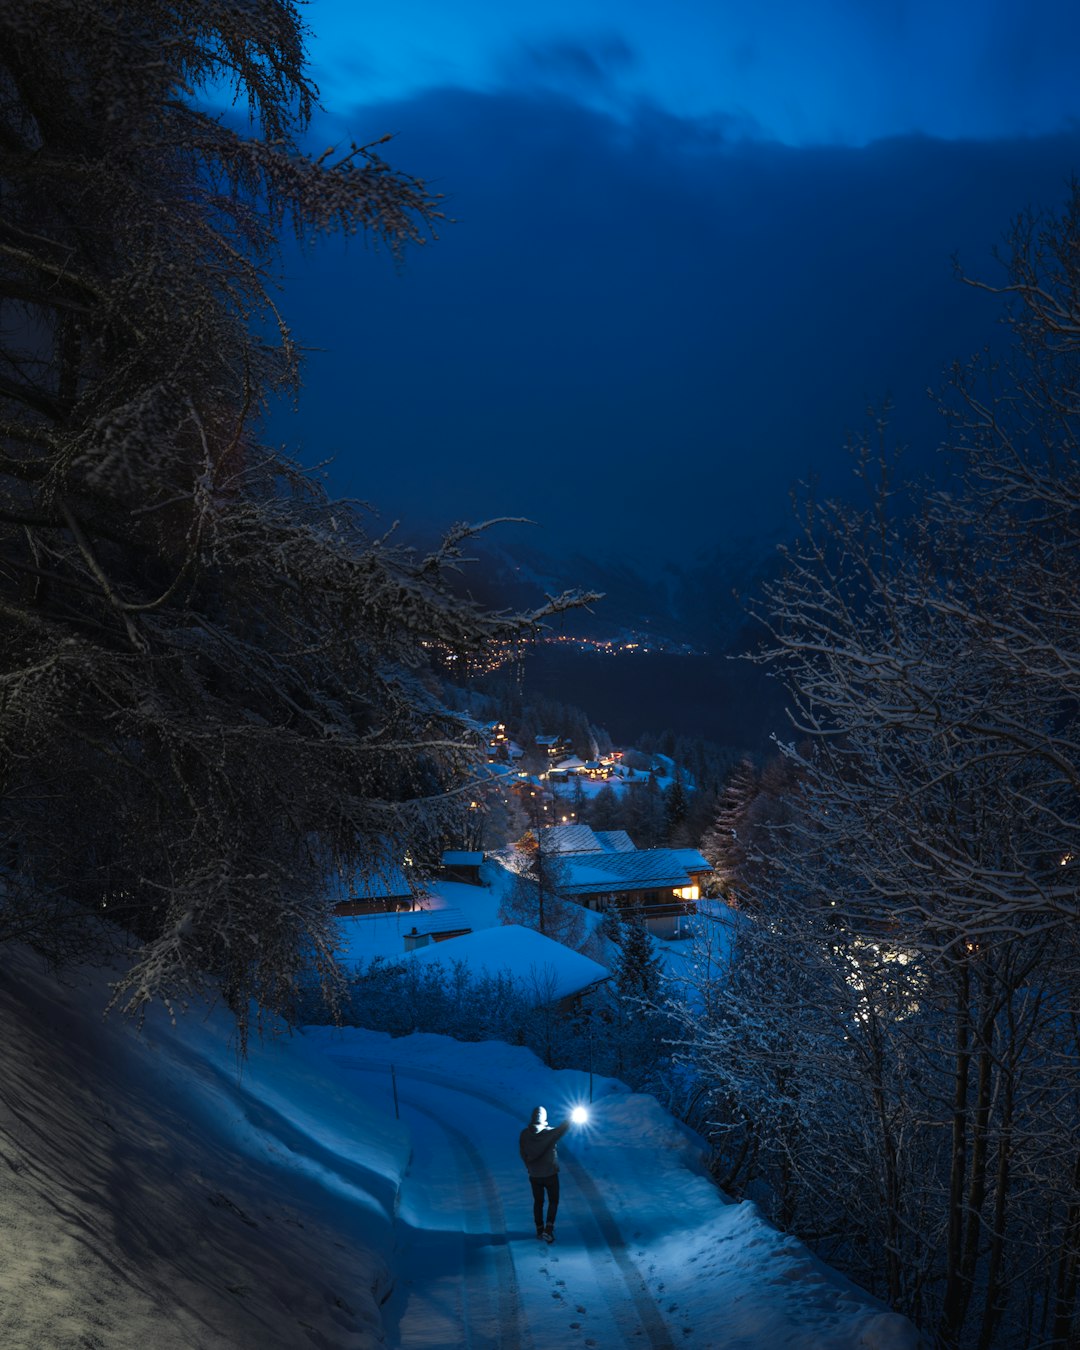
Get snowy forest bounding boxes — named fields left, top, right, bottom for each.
left=2, top=4, right=1080, bottom=1349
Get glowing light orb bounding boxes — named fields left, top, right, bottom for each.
left=571, top=1106, right=589, bottom=1124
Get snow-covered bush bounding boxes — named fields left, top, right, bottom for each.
left=319, top=957, right=534, bottom=1045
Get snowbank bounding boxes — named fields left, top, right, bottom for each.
left=0, top=945, right=406, bottom=1349
left=0, top=939, right=918, bottom=1349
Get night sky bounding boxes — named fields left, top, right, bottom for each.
left=267, top=1, right=1080, bottom=578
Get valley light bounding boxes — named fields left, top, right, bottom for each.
left=571, top=1106, right=589, bottom=1125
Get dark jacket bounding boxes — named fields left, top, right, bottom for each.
left=519, top=1118, right=570, bottom=1178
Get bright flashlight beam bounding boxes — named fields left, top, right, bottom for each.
left=571, top=1106, right=589, bottom=1124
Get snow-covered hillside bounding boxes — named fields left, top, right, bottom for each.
left=0, top=945, right=918, bottom=1348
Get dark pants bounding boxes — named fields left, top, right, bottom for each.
left=530, top=1173, right=560, bottom=1229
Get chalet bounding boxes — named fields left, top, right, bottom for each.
left=535, top=824, right=712, bottom=939
left=535, top=733, right=572, bottom=761
left=484, top=720, right=510, bottom=762
left=483, top=720, right=508, bottom=746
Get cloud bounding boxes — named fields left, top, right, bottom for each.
left=274, top=83, right=1080, bottom=574
left=511, top=33, right=637, bottom=87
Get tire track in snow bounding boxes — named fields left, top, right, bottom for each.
left=399, top=1093, right=527, bottom=1350
left=560, top=1153, right=676, bottom=1350
left=328, top=1053, right=676, bottom=1350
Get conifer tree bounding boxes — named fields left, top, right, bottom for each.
left=664, top=771, right=690, bottom=845
left=615, top=906, right=661, bottom=1006
left=588, top=783, right=622, bottom=832
left=0, top=0, right=588, bottom=1034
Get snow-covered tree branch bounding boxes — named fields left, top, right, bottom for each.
left=0, top=1, right=593, bottom=1041
left=674, top=187, right=1080, bottom=1349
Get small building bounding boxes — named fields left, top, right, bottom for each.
left=336, top=906, right=474, bottom=966
left=398, top=907, right=472, bottom=946
left=441, top=850, right=484, bottom=886
left=330, top=859, right=415, bottom=916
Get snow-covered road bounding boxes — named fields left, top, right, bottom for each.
left=310, top=1035, right=920, bottom=1350
left=0, top=945, right=919, bottom=1350
left=341, top=1057, right=678, bottom=1349
left=386, top=1083, right=522, bottom=1347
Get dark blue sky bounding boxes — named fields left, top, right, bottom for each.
left=266, top=4, right=1080, bottom=574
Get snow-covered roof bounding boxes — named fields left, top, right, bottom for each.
left=593, top=830, right=636, bottom=853
left=336, top=908, right=472, bottom=964
left=561, top=849, right=712, bottom=896
left=482, top=762, right=517, bottom=779
left=672, top=848, right=712, bottom=873
left=405, top=925, right=609, bottom=1004
left=541, top=824, right=640, bottom=856
left=327, top=859, right=414, bottom=903
left=542, top=823, right=604, bottom=853
left=441, top=851, right=484, bottom=867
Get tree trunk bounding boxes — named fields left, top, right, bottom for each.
left=1049, top=1153, right=1080, bottom=1348
left=940, top=956, right=972, bottom=1347
left=976, top=1056, right=1014, bottom=1350
left=868, top=1012, right=903, bottom=1305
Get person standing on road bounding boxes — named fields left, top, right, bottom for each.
left=519, top=1105, right=571, bottom=1242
